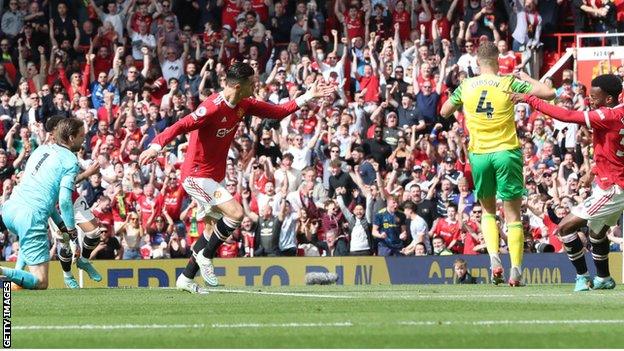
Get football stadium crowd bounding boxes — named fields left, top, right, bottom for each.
left=0, top=0, right=621, bottom=260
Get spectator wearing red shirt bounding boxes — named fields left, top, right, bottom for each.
left=392, top=1, right=411, bottom=42
left=522, top=140, right=539, bottom=169
left=58, top=58, right=91, bottom=98
left=136, top=183, right=158, bottom=229
left=430, top=3, right=457, bottom=41
left=497, top=40, right=517, bottom=74
left=220, top=0, right=242, bottom=31
left=415, top=62, right=436, bottom=91
left=335, top=0, right=367, bottom=40
left=430, top=203, right=461, bottom=253
left=89, top=120, right=109, bottom=149
left=319, top=199, right=346, bottom=241
left=544, top=207, right=565, bottom=253
left=114, top=115, right=143, bottom=147
left=352, top=60, right=380, bottom=104
left=110, top=183, right=136, bottom=232
left=250, top=0, right=269, bottom=23
left=130, top=2, right=154, bottom=33
left=527, top=199, right=565, bottom=253
left=462, top=205, right=483, bottom=255
left=97, top=91, right=119, bottom=124
left=92, top=46, right=114, bottom=78
left=92, top=195, right=114, bottom=228
left=155, top=171, right=187, bottom=224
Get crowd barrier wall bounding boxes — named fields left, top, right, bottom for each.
left=4, top=253, right=621, bottom=289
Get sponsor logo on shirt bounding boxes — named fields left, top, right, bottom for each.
left=216, top=125, right=238, bottom=138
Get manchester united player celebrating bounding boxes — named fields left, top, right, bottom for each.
left=139, top=62, right=334, bottom=293
left=511, top=74, right=623, bottom=292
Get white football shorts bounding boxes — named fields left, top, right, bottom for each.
left=572, top=182, right=624, bottom=233
left=182, top=177, right=234, bottom=221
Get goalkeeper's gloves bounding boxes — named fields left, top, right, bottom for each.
left=58, top=223, right=78, bottom=242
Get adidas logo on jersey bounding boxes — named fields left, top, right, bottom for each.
left=221, top=116, right=227, bottom=122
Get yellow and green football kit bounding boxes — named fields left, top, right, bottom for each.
left=449, top=74, right=532, bottom=201
left=449, top=74, right=532, bottom=271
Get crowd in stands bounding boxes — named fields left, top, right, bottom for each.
left=0, top=0, right=622, bottom=261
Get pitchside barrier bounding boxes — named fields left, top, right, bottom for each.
left=3, top=253, right=622, bottom=289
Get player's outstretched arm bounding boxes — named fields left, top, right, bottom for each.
left=440, top=99, right=459, bottom=118
left=139, top=107, right=211, bottom=165
left=247, top=80, right=335, bottom=120
left=509, top=94, right=590, bottom=125
left=514, top=70, right=556, bottom=100
left=441, top=81, right=463, bottom=118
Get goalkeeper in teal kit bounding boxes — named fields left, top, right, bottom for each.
left=1, top=118, right=86, bottom=290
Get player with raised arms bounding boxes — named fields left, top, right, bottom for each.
left=139, top=62, right=334, bottom=293
left=0, top=118, right=85, bottom=289
left=510, top=74, right=623, bottom=291
left=440, top=42, right=555, bottom=286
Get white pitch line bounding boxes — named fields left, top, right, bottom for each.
left=14, top=322, right=352, bottom=331
left=14, top=319, right=624, bottom=332
left=210, top=322, right=353, bottom=328
left=349, top=292, right=624, bottom=299
left=14, top=324, right=206, bottom=330
left=399, top=319, right=624, bottom=326
left=207, top=288, right=354, bottom=299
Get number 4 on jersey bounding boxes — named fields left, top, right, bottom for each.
left=476, top=90, right=494, bottom=119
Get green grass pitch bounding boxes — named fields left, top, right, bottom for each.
left=10, top=284, right=624, bottom=348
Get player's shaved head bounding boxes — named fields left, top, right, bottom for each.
left=476, top=42, right=499, bottom=70
left=591, top=74, right=623, bottom=102
left=226, top=62, right=255, bottom=86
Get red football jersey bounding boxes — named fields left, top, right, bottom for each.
left=151, top=93, right=302, bottom=182
left=221, top=0, right=241, bottom=29
left=251, top=0, right=269, bottom=22
left=417, top=75, right=436, bottom=90
left=462, top=220, right=479, bottom=255
left=392, top=10, right=410, bottom=41
left=498, top=53, right=517, bottom=74
left=432, top=218, right=461, bottom=247
left=433, top=17, right=451, bottom=40
left=155, top=184, right=186, bottom=221
left=528, top=97, right=624, bottom=190
left=357, top=74, right=380, bottom=103
left=345, top=11, right=365, bottom=39
left=136, top=194, right=156, bottom=228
